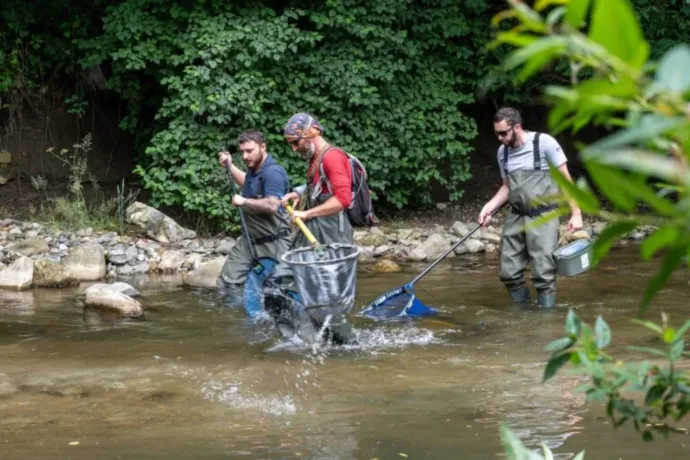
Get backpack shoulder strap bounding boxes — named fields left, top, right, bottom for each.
left=501, top=144, right=508, bottom=175
left=532, top=132, right=542, bottom=170
left=317, top=147, right=349, bottom=195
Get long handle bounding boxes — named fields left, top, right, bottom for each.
left=284, top=203, right=320, bottom=247
left=409, top=204, right=505, bottom=287
left=223, top=149, right=259, bottom=261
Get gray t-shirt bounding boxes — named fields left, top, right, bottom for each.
left=497, top=131, right=567, bottom=179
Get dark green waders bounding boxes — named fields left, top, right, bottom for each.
left=498, top=133, right=560, bottom=308
left=217, top=207, right=293, bottom=306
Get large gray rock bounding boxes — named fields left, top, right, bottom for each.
left=124, top=245, right=139, bottom=263
left=107, top=246, right=128, bottom=265
left=5, top=238, right=50, bottom=257
left=0, top=256, right=34, bottom=290
left=182, top=253, right=202, bottom=270
left=354, top=231, right=387, bottom=247
left=451, top=221, right=470, bottom=237
left=83, top=285, right=142, bottom=317
left=215, top=238, right=236, bottom=255
left=157, top=250, right=186, bottom=273
left=126, top=201, right=196, bottom=244
left=408, top=234, right=454, bottom=262
left=478, top=228, right=501, bottom=244
left=130, top=262, right=150, bottom=275
left=33, top=259, right=79, bottom=288
left=464, top=239, right=486, bottom=254
left=357, top=246, right=376, bottom=264
left=182, top=256, right=227, bottom=288
left=63, top=243, right=106, bottom=281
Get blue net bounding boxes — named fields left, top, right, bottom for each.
left=360, top=286, right=438, bottom=320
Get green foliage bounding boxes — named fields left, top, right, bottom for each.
left=490, top=0, right=690, bottom=314
left=543, top=309, right=690, bottom=442
left=78, top=0, right=501, bottom=230
left=2, top=1, right=689, bottom=231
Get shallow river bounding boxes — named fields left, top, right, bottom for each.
left=1, top=246, right=689, bottom=459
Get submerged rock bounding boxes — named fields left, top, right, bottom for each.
left=373, top=259, right=401, bottom=273
left=83, top=284, right=142, bottom=317
left=86, top=281, right=140, bottom=298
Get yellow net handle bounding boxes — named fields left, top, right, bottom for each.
left=285, top=204, right=320, bottom=247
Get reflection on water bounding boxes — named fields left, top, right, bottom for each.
left=0, top=247, right=689, bottom=459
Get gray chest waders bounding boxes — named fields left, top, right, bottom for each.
left=219, top=174, right=294, bottom=287
left=286, top=157, right=357, bottom=345
left=498, top=133, right=560, bottom=308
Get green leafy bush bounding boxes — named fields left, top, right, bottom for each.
left=79, top=0, right=500, bottom=230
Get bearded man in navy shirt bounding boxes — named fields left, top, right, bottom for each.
left=217, top=130, right=293, bottom=291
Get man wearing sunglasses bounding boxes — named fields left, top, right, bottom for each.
left=279, top=112, right=357, bottom=345
left=478, top=107, right=583, bottom=308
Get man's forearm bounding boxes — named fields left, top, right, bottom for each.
left=229, top=164, right=246, bottom=187
left=488, top=184, right=509, bottom=211
left=241, top=197, right=280, bottom=214
left=304, top=196, right=344, bottom=219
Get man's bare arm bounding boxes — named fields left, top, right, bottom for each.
left=240, top=196, right=281, bottom=214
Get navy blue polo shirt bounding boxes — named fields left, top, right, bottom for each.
left=242, top=154, right=290, bottom=199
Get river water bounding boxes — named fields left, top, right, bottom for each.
left=1, top=246, right=688, bottom=459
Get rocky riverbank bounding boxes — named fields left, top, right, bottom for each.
left=0, top=201, right=657, bottom=304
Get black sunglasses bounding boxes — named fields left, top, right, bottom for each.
left=494, top=125, right=515, bottom=137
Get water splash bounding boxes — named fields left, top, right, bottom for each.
left=344, top=325, right=442, bottom=353
left=264, top=323, right=443, bottom=355
left=199, top=378, right=297, bottom=416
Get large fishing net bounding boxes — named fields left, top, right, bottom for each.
left=280, top=243, right=360, bottom=310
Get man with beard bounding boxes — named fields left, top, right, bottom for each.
left=278, top=112, right=357, bottom=345
left=478, top=107, right=583, bottom=308
left=216, top=130, right=293, bottom=294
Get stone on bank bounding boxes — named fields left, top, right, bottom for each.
left=0, top=256, right=34, bottom=290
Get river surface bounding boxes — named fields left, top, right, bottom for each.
left=1, top=246, right=689, bottom=459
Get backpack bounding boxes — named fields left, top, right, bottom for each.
left=318, top=148, right=378, bottom=227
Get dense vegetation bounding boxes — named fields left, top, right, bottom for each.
left=1, top=0, right=689, bottom=230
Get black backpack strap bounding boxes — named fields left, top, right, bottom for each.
left=316, top=147, right=344, bottom=196
left=533, top=132, right=542, bottom=170
left=501, top=145, right=508, bottom=176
